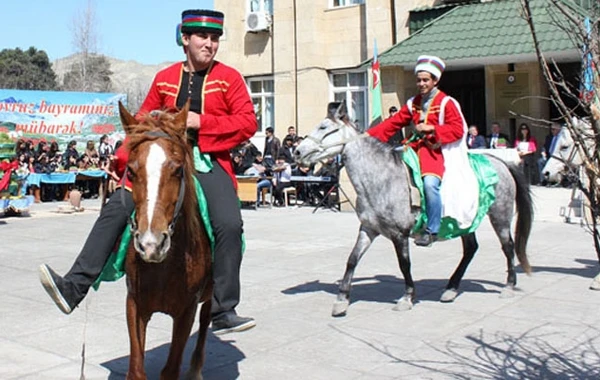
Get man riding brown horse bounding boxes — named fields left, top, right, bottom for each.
left=39, top=8, right=257, bottom=335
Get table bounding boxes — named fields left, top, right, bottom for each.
left=236, top=176, right=259, bottom=208
left=469, top=148, right=521, bottom=165
left=25, top=170, right=107, bottom=203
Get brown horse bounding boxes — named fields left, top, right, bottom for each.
left=119, top=102, right=212, bottom=380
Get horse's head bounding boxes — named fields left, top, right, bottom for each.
left=542, top=126, right=574, bottom=184
left=294, top=101, right=359, bottom=165
left=542, top=118, right=592, bottom=184
left=119, top=102, right=197, bottom=263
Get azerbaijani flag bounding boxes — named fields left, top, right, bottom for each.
left=581, top=17, right=600, bottom=117
left=369, top=39, right=383, bottom=128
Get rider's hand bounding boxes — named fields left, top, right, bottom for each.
left=416, top=123, right=435, bottom=134
left=187, top=111, right=201, bottom=130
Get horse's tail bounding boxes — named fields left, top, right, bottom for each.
left=507, top=163, right=533, bottom=274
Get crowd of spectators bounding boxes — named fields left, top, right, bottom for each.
left=10, top=135, right=121, bottom=201
left=230, top=127, right=339, bottom=208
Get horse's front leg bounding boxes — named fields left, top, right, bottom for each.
left=332, top=225, right=378, bottom=317
left=184, top=292, right=212, bottom=380
left=392, top=233, right=415, bottom=311
left=442, top=233, right=479, bottom=302
left=161, top=302, right=199, bottom=380
left=126, top=294, right=149, bottom=380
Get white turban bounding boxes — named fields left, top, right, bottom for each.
left=414, top=55, right=446, bottom=80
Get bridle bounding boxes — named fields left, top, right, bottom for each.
left=301, top=120, right=366, bottom=161
left=121, top=130, right=187, bottom=237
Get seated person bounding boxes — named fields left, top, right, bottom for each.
left=231, top=153, right=247, bottom=175
left=244, top=152, right=272, bottom=205
left=272, top=153, right=293, bottom=206
left=62, top=140, right=80, bottom=169
left=280, top=136, right=295, bottom=164
left=467, top=125, right=486, bottom=149
left=84, top=140, right=100, bottom=168
left=486, top=122, right=510, bottom=149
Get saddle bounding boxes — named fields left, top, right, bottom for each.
left=401, top=146, right=499, bottom=239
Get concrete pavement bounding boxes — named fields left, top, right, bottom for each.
left=1, top=186, right=599, bottom=379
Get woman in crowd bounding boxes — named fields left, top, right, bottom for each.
left=48, top=141, right=60, bottom=161
left=514, top=123, right=538, bottom=184
left=63, top=141, right=79, bottom=169
left=98, top=134, right=113, bottom=162
left=84, top=140, right=100, bottom=167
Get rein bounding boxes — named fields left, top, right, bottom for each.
left=303, top=123, right=368, bottom=159
left=121, top=130, right=187, bottom=237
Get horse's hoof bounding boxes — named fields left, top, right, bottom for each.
left=332, top=300, right=349, bottom=317
left=590, top=275, right=600, bottom=291
left=393, top=297, right=413, bottom=311
left=440, top=288, right=458, bottom=303
left=500, top=286, right=515, bottom=299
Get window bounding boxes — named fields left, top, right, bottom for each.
left=248, top=77, right=274, bottom=133
left=330, top=71, right=367, bottom=131
left=331, top=0, right=364, bottom=8
left=249, top=0, right=273, bottom=14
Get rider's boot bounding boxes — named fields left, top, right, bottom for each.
left=39, top=188, right=134, bottom=314
left=414, top=230, right=438, bottom=247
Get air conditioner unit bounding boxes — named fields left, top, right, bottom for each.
left=246, top=11, right=271, bottom=33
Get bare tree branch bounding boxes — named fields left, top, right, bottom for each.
left=520, top=0, right=600, bottom=267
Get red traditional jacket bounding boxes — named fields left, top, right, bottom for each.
left=368, top=90, right=464, bottom=178
left=115, top=61, right=257, bottom=190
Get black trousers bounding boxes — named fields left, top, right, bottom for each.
left=64, top=162, right=244, bottom=319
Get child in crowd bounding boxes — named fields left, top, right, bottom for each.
left=271, top=153, right=293, bottom=207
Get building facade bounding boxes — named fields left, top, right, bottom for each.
left=215, top=0, right=586, bottom=146
left=215, top=0, right=439, bottom=147
left=214, top=0, right=588, bottom=207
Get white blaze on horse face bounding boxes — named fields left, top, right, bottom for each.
left=145, top=143, right=167, bottom=227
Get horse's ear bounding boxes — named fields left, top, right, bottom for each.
left=335, top=101, right=349, bottom=122
left=173, top=99, right=190, bottom=129
left=118, top=101, right=137, bottom=135
left=327, top=102, right=341, bottom=120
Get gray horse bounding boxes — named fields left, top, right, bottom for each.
left=542, top=118, right=600, bottom=290
left=295, top=104, right=533, bottom=316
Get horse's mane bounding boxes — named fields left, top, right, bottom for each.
left=126, top=113, right=201, bottom=240
left=349, top=128, right=405, bottom=167
left=370, top=136, right=405, bottom=164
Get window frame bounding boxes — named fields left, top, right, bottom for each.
left=329, top=0, right=365, bottom=9
left=247, top=76, right=275, bottom=134
left=329, top=70, right=368, bottom=132
left=247, top=0, right=273, bottom=14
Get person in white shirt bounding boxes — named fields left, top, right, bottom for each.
left=271, top=153, right=293, bottom=206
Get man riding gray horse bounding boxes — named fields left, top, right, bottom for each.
left=367, top=55, right=477, bottom=247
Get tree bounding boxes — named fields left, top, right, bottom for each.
left=63, top=54, right=113, bottom=92
left=520, top=0, right=600, bottom=288
left=0, top=47, right=58, bottom=90
left=63, top=0, right=113, bottom=92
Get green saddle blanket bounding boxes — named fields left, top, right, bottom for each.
left=402, top=147, right=499, bottom=240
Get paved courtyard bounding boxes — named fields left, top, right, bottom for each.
left=1, top=186, right=599, bottom=379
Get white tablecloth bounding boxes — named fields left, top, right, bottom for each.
left=469, top=148, right=521, bottom=165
